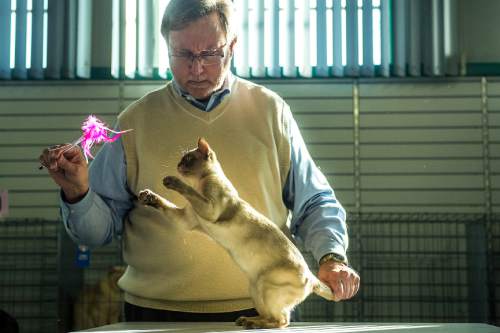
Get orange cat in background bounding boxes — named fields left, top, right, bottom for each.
left=73, top=266, right=125, bottom=330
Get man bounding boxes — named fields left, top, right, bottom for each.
left=40, top=0, right=359, bottom=322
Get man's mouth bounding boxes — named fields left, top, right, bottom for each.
left=188, top=80, right=209, bottom=88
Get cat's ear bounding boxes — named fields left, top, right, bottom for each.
left=198, top=137, right=210, bottom=158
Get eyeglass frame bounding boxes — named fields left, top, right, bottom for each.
left=168, top=43, right=228, bottom=67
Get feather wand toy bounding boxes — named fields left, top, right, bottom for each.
left=39, top=115, right=132, bottom=169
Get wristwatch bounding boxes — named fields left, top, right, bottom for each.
left=319, top=252, right=348, bottom=266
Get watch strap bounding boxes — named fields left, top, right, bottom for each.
left=319, top=252, right=348, bottom=266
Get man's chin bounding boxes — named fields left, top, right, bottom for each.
left=183, top=81, right=215, bottom=99
left=187, top=89, right=213, bottom=100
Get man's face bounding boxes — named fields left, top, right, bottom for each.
left=168, top=12, right=235, bottom=100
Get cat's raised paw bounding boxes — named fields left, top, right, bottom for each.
left=138, top=189, right=161, bottom=208
left=163, top=176, right=182, bottom=190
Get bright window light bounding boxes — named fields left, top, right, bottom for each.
left=278, top=0, right=286, bottom=67
left=158, top=0, right=170, bottom=78
left=10, top=0, right=16, bottom=69
left=341, top=0, right=346, bottom=65
left=373, top=1, right=381, bottom=65
left=326, top=2, right=333, bottom=66
left=264, top=0, right=271, bottom=68
left=43, top=0, right=47, bottom=68
left=6, top=0, right=383, bottom=77
left=125, top=0, right=137, bottom=78
left=248, top=1, right=257, bottom=69
left=358, top=1, right=363, bottom=65
left=310, top=0, right=317, bottom=67
left=27, top=0, right=32, bottom=68
left=294, top=1, right=303, bottom=70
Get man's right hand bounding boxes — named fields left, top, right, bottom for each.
left=39, top=144, right=89, bottom=203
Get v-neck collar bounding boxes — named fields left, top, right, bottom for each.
left=171, top=73, right=235, bottom=112
left=165, top=78, right=237, bottom=124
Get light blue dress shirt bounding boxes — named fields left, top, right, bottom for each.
left=60, top=76, right=348, bottom=263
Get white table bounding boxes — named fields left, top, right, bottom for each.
left=72, top=321, right=500, bottom=333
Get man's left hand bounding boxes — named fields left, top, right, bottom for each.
left=318, top=261, right=360, bottom=302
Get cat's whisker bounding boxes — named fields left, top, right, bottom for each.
left=177, top=146, right=190, bottom=157
left=176, top=146, right=185, bottom=154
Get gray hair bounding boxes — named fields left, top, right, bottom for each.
left=161, top=0, right=235, bottom=43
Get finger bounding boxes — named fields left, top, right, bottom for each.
left=51, top=145, right=78, bottom=168
left=45, top=150, right=60, bottom=171
left=62, top=146, right=85, bottom=164
left=48, top=147, right=63, bottom=169
left=56, top=152, right=75, bottom=171
left=353, top=276, right=360, bottom=297
left=350, top=277, right=359, bottom=299
left=333, top=269, right=350, bottom=300
left=60, top=143, right=79, bottom=155
left=345, top=269, right=358, bottom=298
left=48, top=143, right=76, bottom=160
left=332, top=278, right=345, bottom=302
left=342, top=278, right=354, bottom=299
left=40, top=145, right=70, bottom=170
left=39, top=153, right=49, bottom=169
left=349, top=268, right=360, bottom=296
left=48, top=144, right=67, bottom=151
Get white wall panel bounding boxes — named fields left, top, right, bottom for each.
left=0, top=78, right=497, bottom=217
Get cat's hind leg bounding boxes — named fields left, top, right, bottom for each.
left=236, top=280, right=294, bottom=329
left=235, top=284, right=270, bottom=327
left=247, top=272, right=308, bottom=329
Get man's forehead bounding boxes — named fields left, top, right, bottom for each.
left=169, top=36, right=226, bottom=52
left=168, top=13, right=226, bottom=49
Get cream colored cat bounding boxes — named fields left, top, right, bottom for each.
left=138, top=138, right=335, bottom=329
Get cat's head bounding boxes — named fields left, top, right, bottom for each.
left=177, top=138, right=218, bottom=178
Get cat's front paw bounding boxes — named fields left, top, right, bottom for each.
left=138, top=189, right=161, bottom=208
left=163, top=176, right=183, bottom=190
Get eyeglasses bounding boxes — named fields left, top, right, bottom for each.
left=169, top=44, right=227, bottom=67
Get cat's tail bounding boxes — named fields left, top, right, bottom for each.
left=311, top=276, right=336, bottom=301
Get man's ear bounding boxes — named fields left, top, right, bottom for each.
left=198, top=137, right=210, bottom=157
left=228, top=36, right=237, bottom=57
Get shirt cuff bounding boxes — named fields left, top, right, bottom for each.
left=315, top=243, right=348, bottom=265
left=60, top=189, right=95, bottom=226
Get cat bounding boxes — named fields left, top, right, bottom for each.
left=137, top=138, right=335, bottom=329
left=73, top=266, right=125, bottom=330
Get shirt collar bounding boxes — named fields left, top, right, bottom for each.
left=171, top=72, right=234, bottom=112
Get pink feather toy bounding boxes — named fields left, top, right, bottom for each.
left=77, top=115, right=131, bottom=161
left=39, top=115, right=132, bottom=169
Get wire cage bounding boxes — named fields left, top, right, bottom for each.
left=0, top=213, right=498, bottom=332
left=0, top=219, right=58, bottom=333
left=298, top=213, right=499, bottom=324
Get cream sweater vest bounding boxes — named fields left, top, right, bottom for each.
left=117, top=77, right=292, bottom=312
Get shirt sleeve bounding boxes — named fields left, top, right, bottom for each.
left=282, top=114, right=348, bottom=263
left=59, top=134, right=134, bottom=248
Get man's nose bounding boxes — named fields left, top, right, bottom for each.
left=190, top=57, right=204, bottom=75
